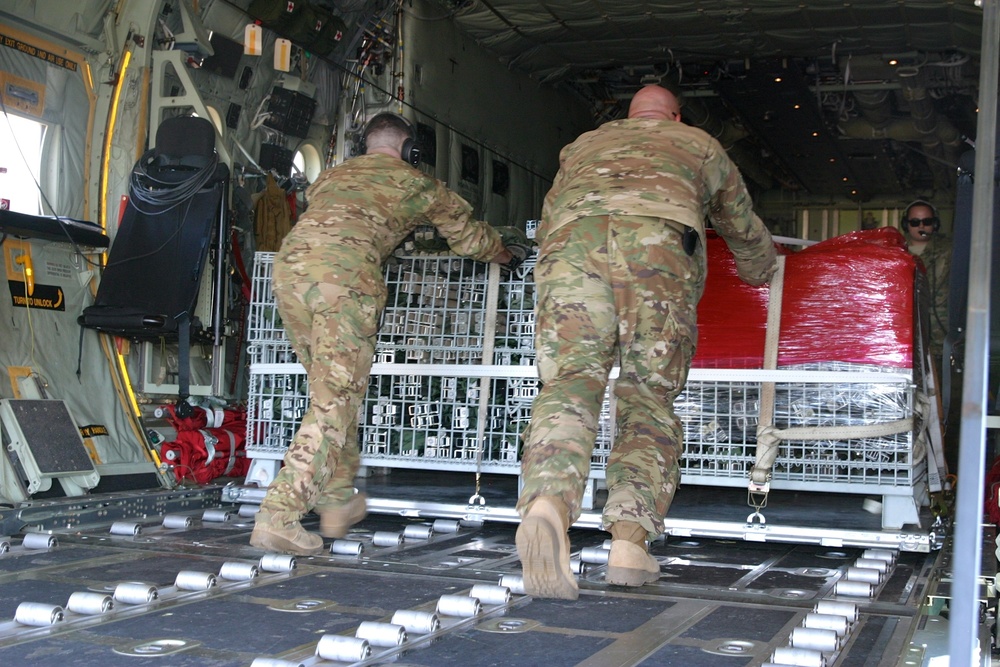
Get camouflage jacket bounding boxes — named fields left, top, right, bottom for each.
left=275, top=154, right=504, bottom=295
left=542, top=118, right=777, bottom=285
left=908, top=233, right=952, bottom=352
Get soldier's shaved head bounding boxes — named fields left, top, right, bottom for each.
left=363, top=113, right=412, bottom=156
left=628, top=85, right=682, bottom=122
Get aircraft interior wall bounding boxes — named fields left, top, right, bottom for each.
left=0, top=2, right=992, bottom=662
left=0, top=0, right=604, bottom=503
left=0, top=22, right=158, bottom=497
left=400, top=0, right=593, bottom=226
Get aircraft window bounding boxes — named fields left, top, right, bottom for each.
left=293, top=143, right=321, bottom=182
left=416, top=122, right=436, bottom=167
left=492, top=160, right=509, bottom=196
left=0, top=113, right=45, bottom=215
left=461, top=144, right=479, bottom=184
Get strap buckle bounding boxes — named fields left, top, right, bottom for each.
left=747, top=477, right=770, bottom=521
left=467, top=493, right=487, bottom=512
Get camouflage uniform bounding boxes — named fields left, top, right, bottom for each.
left=907, top=233, right=952, bottom=362
left=518, top=118, right=777, bottom=540
left=262, top=153, right=504, bottom=526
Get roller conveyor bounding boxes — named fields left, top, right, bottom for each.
left=0, top=471, right=968, bottom=666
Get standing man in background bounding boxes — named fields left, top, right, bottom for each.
left=251, top=113, right=522, bottom=555
left=516, top=85, right=778, bottom=599
left=901, top=198, right=957, bottom=473
left=902, top=199, right=951, bottom=364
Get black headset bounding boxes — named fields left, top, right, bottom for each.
left=902, top=199, right=941, bottom=233
left=360, top=113, right=422, bottom=166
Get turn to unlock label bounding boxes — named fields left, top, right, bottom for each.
left=7, top=281, right=65, bottom=310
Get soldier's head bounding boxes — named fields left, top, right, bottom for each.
left=628, top=85, right=682, bottom=123
left=361, top=113, right=421, bottom=166
left=902, top=200, right=940, bottom=243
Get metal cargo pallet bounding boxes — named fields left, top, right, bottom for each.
left=243, top=251, right=935, bottom=532
left=227, top=468, right=940, bottom=554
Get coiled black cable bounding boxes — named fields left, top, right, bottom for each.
left=128, top=150, right=220, bottom=216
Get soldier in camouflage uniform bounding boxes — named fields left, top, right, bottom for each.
left=251, top=113, right=518, bottom=555
left=902, top=200, right=952, bottom=365
left=516, top=85, right=777, bottom=599
left=902, top=200, right=957, bottom=472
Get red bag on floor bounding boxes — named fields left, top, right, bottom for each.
left=160, top=427, right=250, bottom=484
left=158, top=403, right=247, bottom=432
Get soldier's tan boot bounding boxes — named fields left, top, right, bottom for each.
left=250, top=512, right=323, bottom=555
left=515, top=496, right=579, bottom=600
left=316, top=493, right=368, bottom=538
left=606, top=521, right=660, bottom=587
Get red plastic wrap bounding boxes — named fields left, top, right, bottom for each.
left=779, top=228, right=915, bottom=367
left=693, top=227, right=916, bottom=369
left=692, top=231, right=774, bottom=368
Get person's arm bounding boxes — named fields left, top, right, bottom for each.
left=704, top=142, right=777, bottom=286
left=412, top=178, right=506, bottom=262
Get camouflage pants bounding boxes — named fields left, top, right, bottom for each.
left=259, top=279, right=383, bottom=526
left=517, top=215, right=705, bottom=540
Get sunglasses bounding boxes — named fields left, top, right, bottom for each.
left=905, top=217, right=938, bottom=227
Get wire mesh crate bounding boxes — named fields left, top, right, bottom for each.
left=245, top=369, right=309, bottom=457
left=247, top=252, right=291, bottom=346
left=378, top=255, right=490, bottom=363
left=359, top=373, right=517, bottom=471
left=677, top=362, right=918, bottom=490
left=244, top=251, right=925, bottom=508
left=247, top=341, right=298, bottom=365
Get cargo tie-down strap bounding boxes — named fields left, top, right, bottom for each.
left=202, top=428, right=239, bottom=477
left=468, top=261, right=504, bottom=512
left=748, top=254, right=914, bottom=523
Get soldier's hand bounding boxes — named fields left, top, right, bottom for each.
left=494, top=226, right=531, bottom=247
left=500, top=243, right=530, bottom=278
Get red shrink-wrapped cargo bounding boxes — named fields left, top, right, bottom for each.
left=694, top=227, right=917, bottom=369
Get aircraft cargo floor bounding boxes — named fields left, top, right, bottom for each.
left=0, top=471, right=952, bottom=666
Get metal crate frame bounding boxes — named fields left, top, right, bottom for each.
left=244, top=251, right=928, bottom=528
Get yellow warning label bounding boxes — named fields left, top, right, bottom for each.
left=8, top=281, right=65, bottom=310
left=79, top=424, right=108, bottom=465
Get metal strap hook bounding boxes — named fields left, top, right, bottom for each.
left=746, top=476, right=770, bottom=524
left=467, top=472, right=487, bottom=511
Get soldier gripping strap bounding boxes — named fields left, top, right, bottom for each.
left=502, top=243, right=530, bottom=275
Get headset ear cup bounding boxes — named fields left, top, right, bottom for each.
left=361, top=112, right=419, bottom=162
left=401, top=138, right=420, bottom=166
